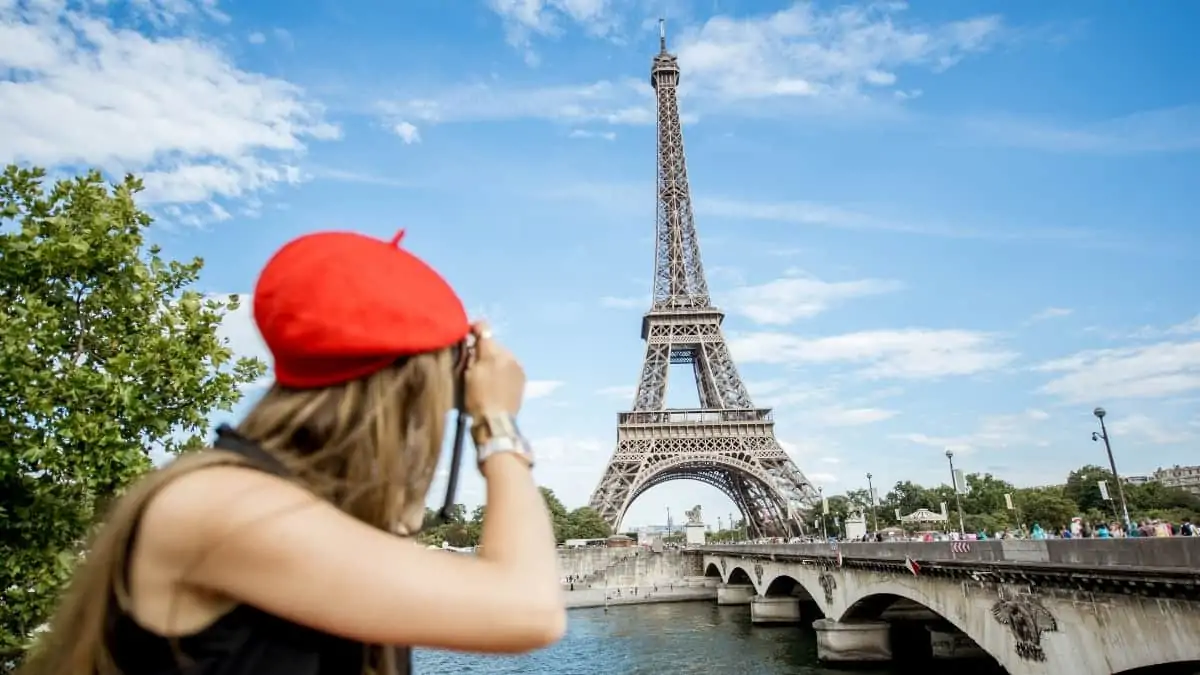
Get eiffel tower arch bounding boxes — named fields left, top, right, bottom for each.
left=588, top=22, right=821, bottom=539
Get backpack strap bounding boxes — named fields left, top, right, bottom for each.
left=213, top=424, right=291, bottom=477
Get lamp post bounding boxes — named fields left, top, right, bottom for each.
left=818, top=486, right=828, bottom=540
left=865, top=472, right=879, bottom=533
left=945, top=449, right=966, bottom=535
left=666, top=507, right=671, bottom=542
left=1092, top=407, right=1133, bottom=531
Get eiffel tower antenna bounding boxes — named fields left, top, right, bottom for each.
left=587, top=29, right=820, bottom=539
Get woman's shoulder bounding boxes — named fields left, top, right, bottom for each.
left=138, top=461, right=316, bottom=564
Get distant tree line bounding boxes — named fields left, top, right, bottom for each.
left=817, top=464, right=1200, bottom=535
left=418, top=487, right=612, bottom=547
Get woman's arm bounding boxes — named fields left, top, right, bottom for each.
left=141, top=459, right=565, bottom=653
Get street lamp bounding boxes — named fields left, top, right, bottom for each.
left=1092, top=407, right=1132, bottom=530
left=945, top=449, right=966, bottom=535
left=865, top=472, right=879, bottom=533
left=818, top=486, right=828, bottom=540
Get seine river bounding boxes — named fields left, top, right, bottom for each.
left=413, top=601, right=993, bottom=674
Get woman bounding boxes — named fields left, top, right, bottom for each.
left=21, top=230, right=565, bottom=674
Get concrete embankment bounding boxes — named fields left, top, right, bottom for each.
left=565, top=586, right=715, bottom=609
left=558, top=548, right=714, bottom=609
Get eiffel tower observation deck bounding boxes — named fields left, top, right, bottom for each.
left=587, top=22, right=821, bottom=539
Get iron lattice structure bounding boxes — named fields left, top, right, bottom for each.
left=587, top=24, right=821, bottom=539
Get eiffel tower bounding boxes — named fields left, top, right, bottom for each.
left=587, top=21, right=821, bottom=539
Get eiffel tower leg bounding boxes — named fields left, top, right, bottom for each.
left=588, top=438, right=647, bottom=530
left=633, top=342, right=670, bottom=411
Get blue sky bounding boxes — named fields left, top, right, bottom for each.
left=3, top=0, right=1198, bottom=530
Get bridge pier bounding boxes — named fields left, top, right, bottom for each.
left=813, top=619, right=892, bottom=663
left=927, top=626, right=988, bottom=661
left=750, top=596, right=802, bottom=624
left=716, top=584, right=755, bottom=606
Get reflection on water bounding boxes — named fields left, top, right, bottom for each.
left=413, top=602, right=994, bottom=674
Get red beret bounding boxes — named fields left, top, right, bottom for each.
left=253, top=230, right=469, bottom=389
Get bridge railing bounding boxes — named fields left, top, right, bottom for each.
left=699, top=538, right=1200, bottom=570
left=618, top=408, right=774, bottom=426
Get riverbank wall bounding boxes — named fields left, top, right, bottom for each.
left=559, top=548, right=713, bottom=609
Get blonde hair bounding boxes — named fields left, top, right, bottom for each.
left=19, top=350, right=455, bottom=675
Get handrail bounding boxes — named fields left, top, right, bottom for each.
left=618, top=408, right=773, bottom=425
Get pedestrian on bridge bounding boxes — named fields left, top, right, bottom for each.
left=20, top=230, right=565, bottom=675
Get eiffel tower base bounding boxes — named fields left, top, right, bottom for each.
left=588, top=405, right=816, bottom=539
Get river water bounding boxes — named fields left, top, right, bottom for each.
left=413, top=601, right=993, bottom=674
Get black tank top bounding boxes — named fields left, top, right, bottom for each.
left=106, top=426, right=412, bottom=674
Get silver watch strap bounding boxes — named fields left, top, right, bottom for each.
left=476, top=435, right=534, bottom=468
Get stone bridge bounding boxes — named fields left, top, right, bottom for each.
left=699, top=539, right=1200, bottom=675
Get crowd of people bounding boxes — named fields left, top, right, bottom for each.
left=832, top=516, right=1197, bottom=542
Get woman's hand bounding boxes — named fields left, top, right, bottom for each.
left=464, top=321, right=526, bottom=418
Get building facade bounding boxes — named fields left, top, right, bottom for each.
left=1153, top=465, right=1200, bottom=496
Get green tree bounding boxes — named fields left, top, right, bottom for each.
left=539, top=487, right=570, bottom=542
left=466, top=505, right=486, bottom=545
left=842, top=488, right=872, bottom=514
left=1013, top=487, right=1077, bottom=531
left=0, top=166, right=265, bottom=661
left=960, top=473, right=1017, bottom=515
left=564, top=507, right=610, bottom=540
left=1064, top=464, right=1115, bottom=514
left=883, top=480, right=940, bottom=521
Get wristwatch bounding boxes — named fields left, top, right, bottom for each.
left=471, top=413, right=534, bottom=469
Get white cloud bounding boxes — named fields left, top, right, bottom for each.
left=599, top=294, right=647, bottom=309
left=392, top=121, right=422, bottom=144
left=1029, top=307, right=1073, bottom=322
left=569, top=128, right=617, bottom=140
left=892, top=409, right=1051, bottom=454
left=486, top=0, right=620, bottom=63
left=746, top=379, right=895, bottom=427
left=962, top=105, right=1200, bottom=155
left=396, top=3, right=1003, bottom=130
left=378, top=79, right=654, bottom=128
left=807, top=472, right=838, bottom=486
left=533, top=435, right=607, bottom=465
left=1167, top=315, right=1200, bottom=336
left=526, top=380, right=565, bottom=400
left=126, top=0, right=230, bottom=27
left=0, top=0, right=339, bottom=219
left=730, top=328, right=1018, bottom=380
left=819, top=457, right=840, bottom=464
left=1107, top=414, right=1196, bottom=445
left=723, top=274, right=902, bottom=325
left=247, top=31, right=266, bottom=44
left=1035, top=340, right=1200, bottom=403
left=808, top=406, right=897, bottom=427
left=674, top=3, right=1001, bottom=103
left=695, top=196, right=1092, bottom=243
left=595, top=384, right=634, bottom=399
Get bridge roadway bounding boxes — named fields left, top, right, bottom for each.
left=697, top=538, right=1200, bottom=675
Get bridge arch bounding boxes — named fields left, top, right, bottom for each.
left=725, top=565, right=754, bottom=589
left=841, top=591, right=997, bottom=666
left=703, top=562, right=722, bottom=578
left=616, top=453, right=802, bottom=538
left=762, top=574, right=825, bottom=617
